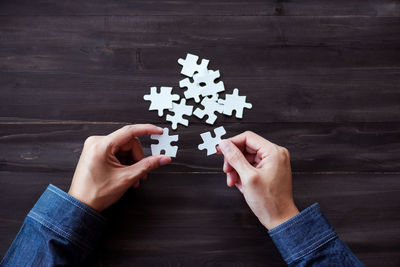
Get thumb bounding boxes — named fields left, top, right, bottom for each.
left=122, top=155, right=171, bottom=182
left=218, top=139, right=253, bottom=178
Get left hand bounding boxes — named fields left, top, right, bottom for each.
left=68, top=124, right=171, bottom=212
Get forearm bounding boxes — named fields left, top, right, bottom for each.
left=269, top=203, right=364, bottom=266
left=1, top=185, right=106, bottom=266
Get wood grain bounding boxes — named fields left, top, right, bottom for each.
left=0, top=0, right=399, bottom=16
left=1, top=16, right=399, bottom=123
left=0, top=0, right=399, bottom=265
left=0, top=123, right=399, bottom=173
left=1, top=172, right=399, bottom=266
left=1, top=16, right=399, bottom=49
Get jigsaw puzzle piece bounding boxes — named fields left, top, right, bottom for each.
left=198, top=126, right=226, bottom=156
left=193, top=96, right=224, bottom=125
left=143, top=87, right=180, bottom=117
left=179, top=78, right=203, bottom=103
left=193, top=70, right=225, bottom=97
left=150, top=128, right=179, bottom=157
left=178, top=53, right=209, bottom=77
left=218, top=88, right=252, bottom=118
left=166, top=99, right=194, bottom=130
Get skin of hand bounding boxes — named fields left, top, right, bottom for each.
left=68, top=124, right=171, bottom=212
left=217, top=131, right=299, bottom=230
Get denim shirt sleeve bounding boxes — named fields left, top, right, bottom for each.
left=268, top=203, right=364, bottom=266
left=1, top=184, right=107, bottom=267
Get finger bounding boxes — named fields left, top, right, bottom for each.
left=245, top=153, right=257, bottom=165
left=116, top=138, right=144, bottom=166
left=107, top=124, right=163, bottom=153
left=227, top=171, right=239, bottom=187
left=130, top=137, right=145, bottom=162
left=122, top=155, right=171, bottom=183
left=230, top=170, right=240, bottom=184
left=227, top=172, right=233, bottom=187
left=235, top=182, right=243, bottom=194
left=224, top=151, right=255, bottom=173
left=229, top=131, right=276, bottom=157
left=218, top=139, right=254, bottom=179
left=130, top=138, right=147, bottom=181
left=119, top=138, right=145, bottom=178
left=223, top=159, right=234, bottom=173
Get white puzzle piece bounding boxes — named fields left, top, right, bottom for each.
left=193, top=95, right=224, bottom=125
left=179, top=70, right=224, bottom=102
left=193, top=69, right=225, bottom=97
left=150, top=128, right=179, bottom=157
left=178, top=53, right=209, bottom=77
left=143, top=87, right=180, bottom=117
left=166, top=99, right=194, bottom=130
left=218, top=88, right=252, bottom=118
left=198, top=126, right=226, bottom=156
left=179, top=78, right=203, bottom=103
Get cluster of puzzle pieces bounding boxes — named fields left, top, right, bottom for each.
left=143, top=53, right=253, bottom=157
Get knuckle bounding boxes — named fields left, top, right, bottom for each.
left=278, top=146, right=290, bottom=161
left=84, top=136, right=103, bottom=150
left=84, top=136, right=96, bottom=146
left=244, top=130, right=254, bottom=136
left=245, top=170, right=259, bottom=185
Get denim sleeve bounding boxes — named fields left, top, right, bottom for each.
left=268, top=203, right=364, bottom=266
left=1, top=184, right=107, bottom=267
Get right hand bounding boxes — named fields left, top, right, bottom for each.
left=217, top=131, right=299, bottom=230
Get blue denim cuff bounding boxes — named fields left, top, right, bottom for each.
left=27, top=184, right=107, bottom=252
left=268, top=203, right=338, bottom=264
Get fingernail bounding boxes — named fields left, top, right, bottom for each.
left=159, top=156, right=171, bottom=166
left=157, top=126, right=164, bottom=131
left=219, top=139, right=231, bottom=153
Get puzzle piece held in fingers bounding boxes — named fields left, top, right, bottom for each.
left=198, top=126, right=226, bottom=156
left=150, top=128, right=179, bottom=157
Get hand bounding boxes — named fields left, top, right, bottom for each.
left=68, top=124, right=171, bottom=212
left=217, top=131, right=299, bottom=230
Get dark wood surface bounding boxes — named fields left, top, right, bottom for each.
left=1, top=1, right=399, bottom=266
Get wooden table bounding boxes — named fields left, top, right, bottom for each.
left=1, top=1, right=399, bottom=266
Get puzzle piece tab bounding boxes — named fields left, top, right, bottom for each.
left=178, top=53, right=209, bottom=77
left=166, top=99, right=194, bottom=130
left=198, top=126, right=226, bottom=156
left=143, top=87, right=180, bottom=117
left=150, top=128, right=178, bottom=157
left=218, top=88, right=252, bottom=118
left=193, top=95, right=224, bottom=125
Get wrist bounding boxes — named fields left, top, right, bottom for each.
left=68, top=188, right=102, bottom=212
left=262, top=203, right=299, bottom=230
